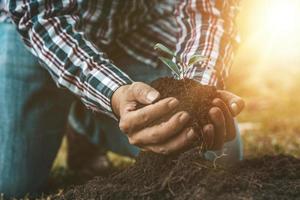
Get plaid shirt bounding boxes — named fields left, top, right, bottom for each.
left=0, top=0, right=10, bottom=22
left=4, top=0, right=240, bottom=118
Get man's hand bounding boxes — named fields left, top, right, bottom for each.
left=112, top=82, right=197, bottom=155
left=112, top=82, right=245, bottom=155
left=203, top=90, right=245, bottom=150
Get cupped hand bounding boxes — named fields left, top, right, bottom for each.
left=202, top=90, right=245, bottom=150
left=112, top=82, right=197, bottom=155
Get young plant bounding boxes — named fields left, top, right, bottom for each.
left=154, top=43, right=209, bottom=79
left=154, top=43, right=213, bottom=154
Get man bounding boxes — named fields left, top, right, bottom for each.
left=0, top=0, right=244, bottom=198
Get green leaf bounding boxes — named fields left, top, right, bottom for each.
left=188, top=54, right=210, bottom=66
left=154, top=43, right=175, bottom=58
left=158, top=57, right=181, bottom=77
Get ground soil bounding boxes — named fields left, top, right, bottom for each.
left=57, top=78, right=300, bottom=200
left=59, top=149, right=300, bottom=200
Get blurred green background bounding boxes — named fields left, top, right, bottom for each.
left=227, top=0, right=300, bottom=158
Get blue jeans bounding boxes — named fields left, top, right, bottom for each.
left=0, top=23, right=74, bottom=198
left=0, top=23, right=242, bottom=198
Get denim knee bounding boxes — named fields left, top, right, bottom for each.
left=0, top=23, right=73, bottom=198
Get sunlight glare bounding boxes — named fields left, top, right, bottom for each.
left=263, top=0, right=299, bottom=40
left=239, top=0, right=300, bottom=65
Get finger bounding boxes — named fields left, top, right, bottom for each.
left=212, top=98, right=236, bottom=141
left=130, top=82, right=160, bottom=104
left=203, top=124, right=214, bottom=149
left=128, top=111, right=190, bottom=145
left=119, top=97, right=179, bottom=133
left=217, top=90, right=245, bottom=116
left=209, top=107, right=226, bottom=150
left=145, top=127, right=197, bottom=155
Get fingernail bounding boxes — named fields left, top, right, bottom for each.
left=187, top=128, right=195, bottom=139
left=179, top=112, right=189, bottom=123
left=231, top=102, right=239, bottom=114
left=146, top=91, right=159, bottom=103
left=168, top=98, right=179, bottom=108
left=212, top=98, right=220, bottom=105
left=204, top=124, right=213, bottom=132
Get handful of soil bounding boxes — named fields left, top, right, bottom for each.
left=149, top=77, right=217, bottom=149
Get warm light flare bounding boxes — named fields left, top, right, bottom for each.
left=237, top=0, right=300, bottom=66
left=263, top=0, right=299, bottom=40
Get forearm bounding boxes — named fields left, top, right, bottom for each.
left=175, top=0, right=240, bottom=89
left=9, top=0, right=132, bottom=117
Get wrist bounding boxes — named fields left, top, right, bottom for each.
left=111, top=84, right=130, bottom=118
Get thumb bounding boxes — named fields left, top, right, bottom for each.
left=130, top=82, right=160, bottom=104
left=217, top=90, right=245, bottom=116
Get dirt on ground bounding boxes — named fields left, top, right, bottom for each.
left=58, top=149, right=300, bottom=200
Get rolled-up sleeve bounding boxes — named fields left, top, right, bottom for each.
left=175, top=0, right=240, bottom=89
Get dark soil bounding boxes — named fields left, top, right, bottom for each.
left=56, top=78, right=300, bottom=200
left=150, top=78, right=217, bottom=124
left=148, top=77, right=217, bottom=149
left=59, top=149, right=300, bottom=200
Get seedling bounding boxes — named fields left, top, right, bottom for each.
left=154, top=43, right=209, bottom=79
